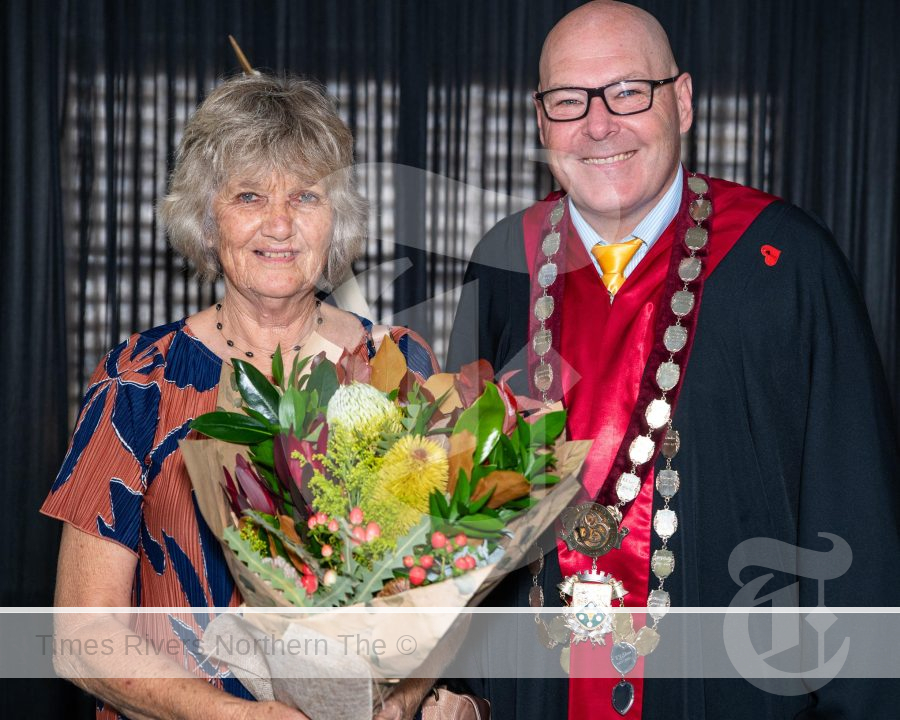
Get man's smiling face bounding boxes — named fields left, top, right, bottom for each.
left=535, top=6, right=693, bottom=239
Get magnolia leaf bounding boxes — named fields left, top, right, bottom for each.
left=190, top=412, right=272, bottom=444
left=455, top=360, right=494, bottom=408
left=338, top=351, right=372, bottom=385
left=555, top=439, right=594, bottom=480
left=471, top=470, right=532, bottom=509
left=233, top=359, right=280, bottom=424
left=369, top=335, right=407, bottom=393
left=447, top=430, right=476, bottom=495
left=422, top=373, right=462, bottom=413
left=306, top=355, right=339, bottom=410
left=278, top=514, right=302, bottom=544
left=349, top=520, right=429, bottom=605
left=453, top=383, right=506, bottom=464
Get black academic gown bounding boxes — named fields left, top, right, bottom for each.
left=444, top=197, right=900, bottom=720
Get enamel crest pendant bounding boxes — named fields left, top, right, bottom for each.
left=557, top=570, right=626, bottom=645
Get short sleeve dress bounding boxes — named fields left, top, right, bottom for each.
left=41, top=316, right=439, bottom=720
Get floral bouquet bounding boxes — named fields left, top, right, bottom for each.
left=179, top=337, right=589, bottom=719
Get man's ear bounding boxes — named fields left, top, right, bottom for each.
left=675, top=73, right=694, bottom=134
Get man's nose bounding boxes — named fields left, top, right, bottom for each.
left=582, top=95, right=619, bottom=140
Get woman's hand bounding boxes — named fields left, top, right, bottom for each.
left=53, top=523, right=308, bottom=720
left=373, top=678, right=433, bottom=720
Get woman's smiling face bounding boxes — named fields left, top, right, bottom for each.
left=212, top=170, right=334, bottom=301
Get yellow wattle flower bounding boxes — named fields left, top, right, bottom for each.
left=375, top=435, right=449, bottom=535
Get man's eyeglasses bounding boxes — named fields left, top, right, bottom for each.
left=534, top=75, right=681, bottom=121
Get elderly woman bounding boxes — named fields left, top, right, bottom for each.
left=42, top=74, right=437, bottom=720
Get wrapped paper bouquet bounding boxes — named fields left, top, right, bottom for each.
left=180, top=337, right=589, bottom=718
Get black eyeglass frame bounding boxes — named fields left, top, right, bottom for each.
left=534, top=74, right=682, bottom=121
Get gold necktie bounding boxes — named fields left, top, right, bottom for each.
left=590, top=238, right=643, bottom=297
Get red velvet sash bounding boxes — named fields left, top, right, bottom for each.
left=522, top=172, right=777, bottom=719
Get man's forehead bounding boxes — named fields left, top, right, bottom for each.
left=540, top=47, right=658, bottom=88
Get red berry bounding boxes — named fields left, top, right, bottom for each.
left=352, top=525, right=366, bottom=543
left=430, top=531, right=447, bottom=549
left=403, top=555, right=416, bottom=568
left=365, top=521, right=381, bottom=541
left=300, top=574, right=318, bottom=595
left=409, top=566, right=426, bottom=586
left=321, top=544, right=333, bottom=558
left=419, top=554, right=434, bottom=570
left=315, top=512, right=328, bottom=525
left=327, top=519, right=339, bottom=533
left=349, top=506, right=364, bottom=525
left=454, top=533, right=469, bottom=547
left=466, top=555, right=478, bottom=570
left=453, top=557, right=468, bottom=570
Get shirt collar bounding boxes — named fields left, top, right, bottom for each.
left=568, top=165, right=683, bottom=252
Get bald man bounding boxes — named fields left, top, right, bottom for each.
left=447, top=2, right=900, bottom=719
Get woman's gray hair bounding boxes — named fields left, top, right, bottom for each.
left=158, top=73, right=366, bottom=285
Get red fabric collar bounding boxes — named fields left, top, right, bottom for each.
left=521, top=174, right=776, bottom=719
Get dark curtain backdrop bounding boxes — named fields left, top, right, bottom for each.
left=3, top=0, right=898, bottom=716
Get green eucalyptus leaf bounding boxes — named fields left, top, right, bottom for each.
left=279, top=387, right=302, bottom=433
left=529, top=472, right=561, bottom=487
left=528, top=411, right=567, bottom=447
left=432, top=489, right=451, bottom=518
left=233, top=359, right=281, bottom=424
left=489, top=434, right=519, bottom=471
left=515, top=415, right=531, bottom=447
left=250, top=439, right=275, bottom=470
left=190, top=412, right=273, bottom=444
left=244, top=407, right=278, bottom=431
left=526, top=452, right=554, bottom=480
left=287, top=354, right=313, bottom=390
left=459, top=514, right=506, bottom=533
left=466, top=487, right=494, bottom=515
left=272, top=349, right=285, bottom=390
left=453, top=382, right=506, bottom=464
left=306, top=389, right=320, bottom=418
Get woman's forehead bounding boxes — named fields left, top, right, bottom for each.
left=220, top=165, right=321, bottom=189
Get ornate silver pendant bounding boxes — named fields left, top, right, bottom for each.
left=559, top=503, right=629, bottom=557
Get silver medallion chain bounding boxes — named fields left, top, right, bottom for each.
left=526, top=175, right=713, bottom=714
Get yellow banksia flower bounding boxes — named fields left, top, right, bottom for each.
left=374, top=436, right=449, bottom=536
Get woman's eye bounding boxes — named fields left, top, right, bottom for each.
left=238, top=192, right=258, bottom=203
left=293, top=190, right=321, bottom=205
